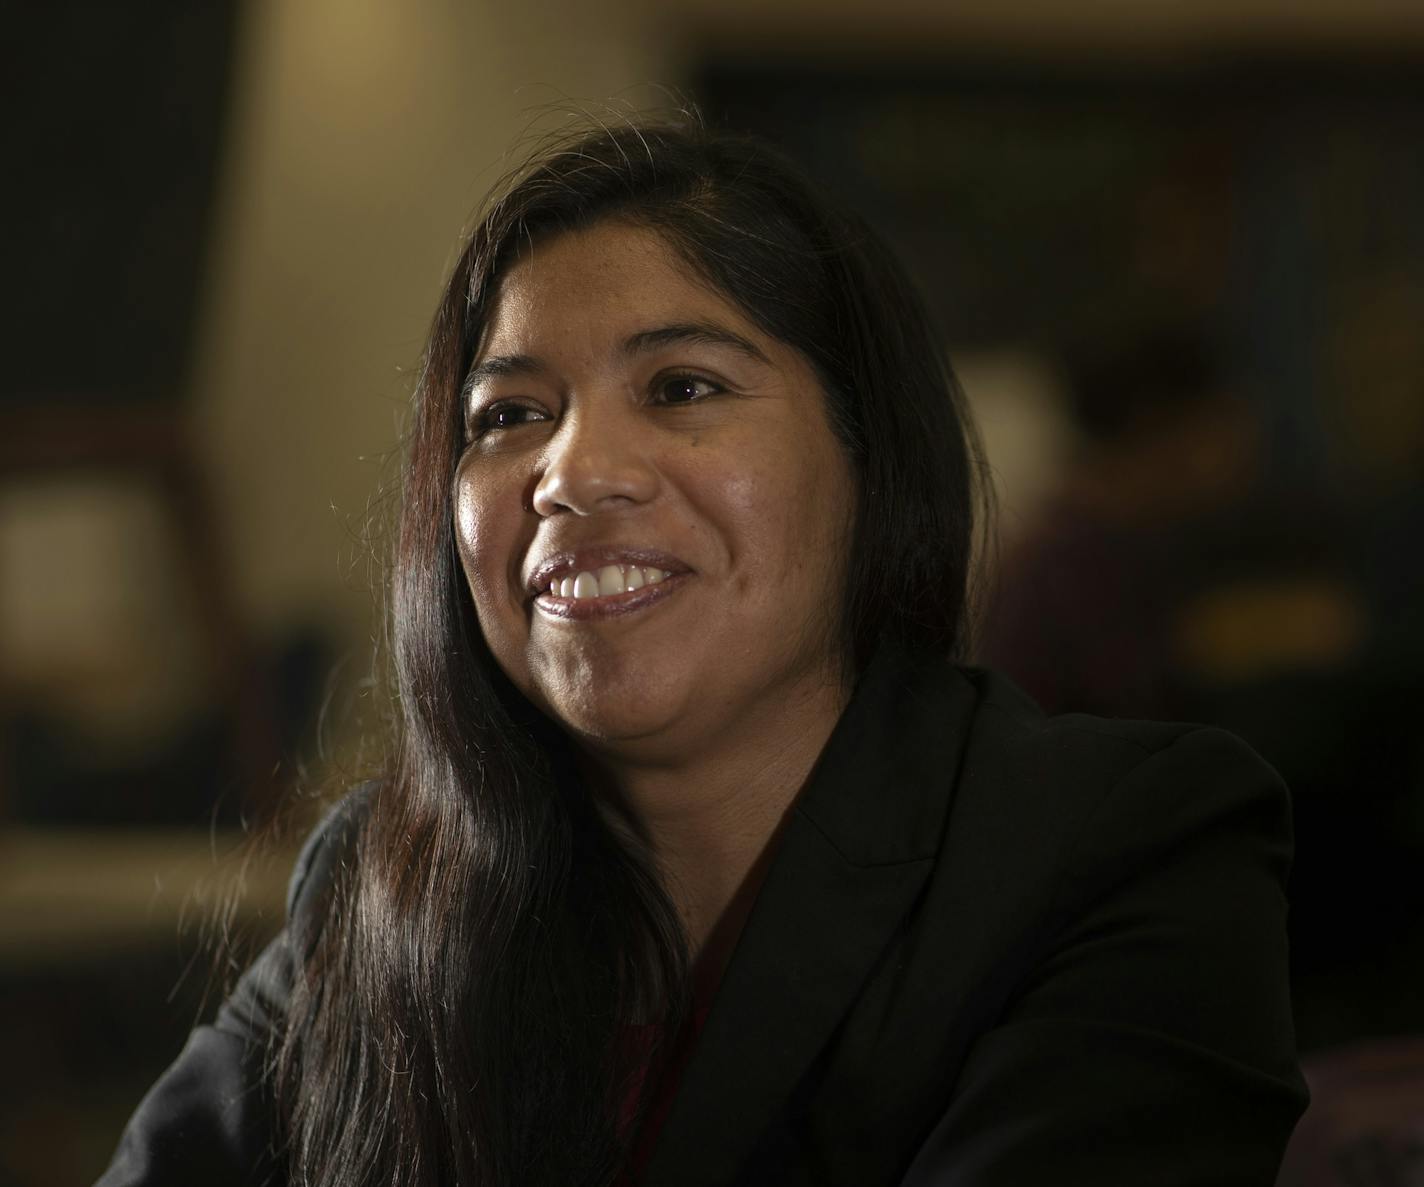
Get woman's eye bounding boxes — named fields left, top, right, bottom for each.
left=654, top=374, right=721, bottom=405
left=473, top=403, right=545, bottom=435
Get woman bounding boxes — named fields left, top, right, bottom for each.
left=99, top=119, right=1306, bottom=1186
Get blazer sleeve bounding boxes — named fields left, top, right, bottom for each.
left=899, top=727, right=1309, bottom=1187
left=94, top=790, right=367, bottom=1187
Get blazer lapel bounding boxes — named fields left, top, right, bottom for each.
left=642, top=643, right=981, bottom=1187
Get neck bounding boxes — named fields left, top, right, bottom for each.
left=581, top=670, right=850, bottom=1002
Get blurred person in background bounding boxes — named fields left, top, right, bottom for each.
left=982, top=331, right=1279, bottom=721
left=97, top=118, right=1306, bottom=1186
left=982, top=329, right=1424, bottom=1057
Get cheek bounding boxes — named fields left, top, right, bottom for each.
left=778, top=443, right=857, bottom=605
left=705, top=434, right=854, bottom=596
left=453, top=468, right=519, bottom=618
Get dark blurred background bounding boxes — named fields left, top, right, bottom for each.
left=2, top=1, right=1421, bottom=1183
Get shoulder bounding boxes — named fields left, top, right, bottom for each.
left=283, top=782, right=378, bottom=948
left=953, top=665, right=1291, bottom=876
left=895, top=670, right=1305, bottom=1182
left=961, top=662, right=1277, bottom=781
left=93, top=786, right=380, bottom=1185
left=925, top=665, right=1295, bottom=1025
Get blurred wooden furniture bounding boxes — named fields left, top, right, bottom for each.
left=1278, top=1038, right=1424, bottom=1186
left=2, top=0, right=259, bottom=822
left=0, top=404, right=281, bottom=822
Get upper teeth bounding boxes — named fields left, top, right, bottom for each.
left=550, top=564, right=669, bottom=599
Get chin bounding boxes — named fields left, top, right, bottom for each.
left=555, top=691, right=686, bottom=749
left=530, top=660, right=687, bottom=747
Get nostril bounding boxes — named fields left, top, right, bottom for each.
left=532, top=449, right=658, bottom=517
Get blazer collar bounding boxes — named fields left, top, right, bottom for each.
left=642, top=640, right=981, bottom=1186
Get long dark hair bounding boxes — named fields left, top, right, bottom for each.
left=274, top=115, right=988, bottom=1186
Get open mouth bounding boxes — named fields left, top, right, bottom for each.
left=532, top=561, right=687, bottom=619
left=544, top=563, right=669, bottom=599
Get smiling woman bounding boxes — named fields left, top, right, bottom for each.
left=98, top=118, right=1306, bottom=1186
left=457, top=223, right=855, bottom=767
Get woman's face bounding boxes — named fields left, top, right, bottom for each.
left=453, top=221, right=856, bottom=761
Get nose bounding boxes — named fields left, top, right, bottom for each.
left=530, top=407, right=659, bottom=517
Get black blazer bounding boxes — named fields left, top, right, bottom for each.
left=98, top=644, right=1308, bottom=1185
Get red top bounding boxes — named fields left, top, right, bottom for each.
left=616, top=1004, right=713, bottom=1184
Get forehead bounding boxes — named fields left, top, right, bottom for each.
left=480, top=222, right=755, bottom=352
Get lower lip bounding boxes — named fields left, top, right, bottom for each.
left=532, top=572, right=689, bottom=621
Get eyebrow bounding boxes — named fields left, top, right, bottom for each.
left=462, top=353, right=547, bottom=393
left=463, top=320, right=771, bottom=396
left=621, top=322, right=771, bottom=367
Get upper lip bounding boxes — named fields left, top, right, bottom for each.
left=525, top=547, right=691, bottom=597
